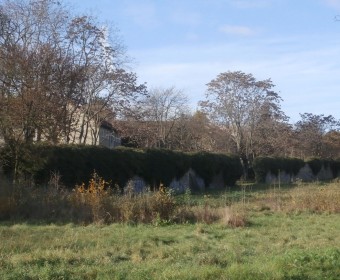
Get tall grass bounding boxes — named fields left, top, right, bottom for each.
left=0, top=172, right=248, bottom=226
left=245, top=180, right=340, bottom=214
left=286, top=181, right=340, bottom=213
left=1, top=172, right=339, bottom=225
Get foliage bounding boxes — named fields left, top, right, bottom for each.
left=253, top=156, right=340, bottom=183
left=294, top=113, right=340, bottom=158
left=253, top=157, right=304, bottom=183
left=305, top=158, right=323, bottom=176
left=142, top=149, right=191, bottom=188
left=0, top=144, right=242, bottom=189
left=0, top=143, right=54, bottom=183
left=0, top=0, right=146, bottom=153
left=190, top=152, right=242, bottom=187
left=306, top=158, right=340, bottom=177
left=34, top=145, right=144, bottom=188
left=330, top=160, right=340, bottom=177
left=199, top=71, right=287, bottom=178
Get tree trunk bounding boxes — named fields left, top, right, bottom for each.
left=240, top=152, right=249, bottom=180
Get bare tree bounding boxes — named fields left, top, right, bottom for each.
left=141, top=87, right=188, bottom=148
left=165, top=111, right=231, bottom=152
left=199, top=71, right=285, bottom=178
left=0, top=0, right=146, bottom=146
left=294, top=113, right=339, bottom=159
left=0, top=0, right=147, bottom=181
left=322, top=130, right=340, bottom=159
left=0, top=0, right=70, bottom=144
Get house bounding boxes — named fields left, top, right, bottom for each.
left=0, top=104, right=122, bottom=149
left=98, top=121, right=121, bottom=148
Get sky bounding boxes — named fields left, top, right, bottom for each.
left=73, top=0, right=340, bottom=122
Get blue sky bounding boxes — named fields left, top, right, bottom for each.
left=74, top=0, right=340, bottom=121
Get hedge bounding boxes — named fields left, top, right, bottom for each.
left=190, top=152, right=242, bottom=186
left=0, top=144, right=242, bottom=188
left=253, top=157, right=305, bottom=183
left=253, top=157, right=340, bottom=183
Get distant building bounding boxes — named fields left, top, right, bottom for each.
left=98, top=121, right=121, bottom=148
left=0, top=104, right=121, bottom=149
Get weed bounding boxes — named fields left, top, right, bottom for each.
left=223, top=206, right=248, bottom=228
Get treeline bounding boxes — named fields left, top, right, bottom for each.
left=119, top=85, right=340, bottom=179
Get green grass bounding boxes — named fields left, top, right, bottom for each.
left=0, top=181, right=339, bottom=279
left=1, top=214, right=339, bottom=279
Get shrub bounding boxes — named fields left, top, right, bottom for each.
left=190, top=152, right=242, bottom=187
left=306, top=158, right=323, bottom=176
left=70, top=174, right=176, bottom=224
left=330, top=160, right=340, bottom=178
left=35, top=145, right=145, bottom=188
left=253, top=157, right=304, bottom=183
left=142, top=149, right=190, bottom=189
left=1, top=145, right=242, bottom=189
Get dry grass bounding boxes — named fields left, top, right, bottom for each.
left=0, top=172, right=248, bottom=226
left=223, top=206, right=248, bottom=227
left=0, top=173, right=177, bottom=225
left=285, top=182, right=340, bottom=213
left=245, top=180, right=340, bottom=214
left=1, top=172, right=339, bottom=226
left=174, top=205, right=248, bottom=227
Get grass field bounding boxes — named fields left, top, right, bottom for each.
left=0, top=181, right=340, bottom=279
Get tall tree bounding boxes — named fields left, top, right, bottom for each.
left=294, top=113, right=339, bottom=159
left=0, top=0, right=146, bottom=146
left=141, top=87, right=188, bottom=149
left=0, top=0, right=146, bottom=181
left=199, top=71, right=285, bottom=178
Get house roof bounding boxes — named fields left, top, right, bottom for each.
left=100, top=120, right=119, bottom=134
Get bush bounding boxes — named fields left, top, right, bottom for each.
left=306, top=158, right=323, bottom=176
left=142, top=149, right=191, bottom=189
left=190, top=152, right=242, bottom=187
left=1, top=145, right=242, bottom=189
left=35, top=145, right=145, bottom=188
left=253, top=157, right=304, bottom=183
left=306, top=158, right=340, bottom=178
left=330, top=160, right=340, bottom=178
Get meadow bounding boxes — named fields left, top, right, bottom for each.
left=0, top=178, right=339, bottom=279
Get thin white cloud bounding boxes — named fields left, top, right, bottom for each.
left=324, top=0, right=340, bottom=9
left=124, top=2, right=158, bottom=28
left=171, top=10, right=201, bottom=26
left=229, top=0, right=274, bottom=8
left=185, top=32, right=200, bottom=41
left=131, top=36, right=340, bottom=121
left=219, top=24, right=257, bottom=36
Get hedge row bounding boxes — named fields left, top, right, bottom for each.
left=253, top=157, right=340, bottom=183
left=0, top=144, right=243, bottom=188
left=306, top=158, right=340, bottom=177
